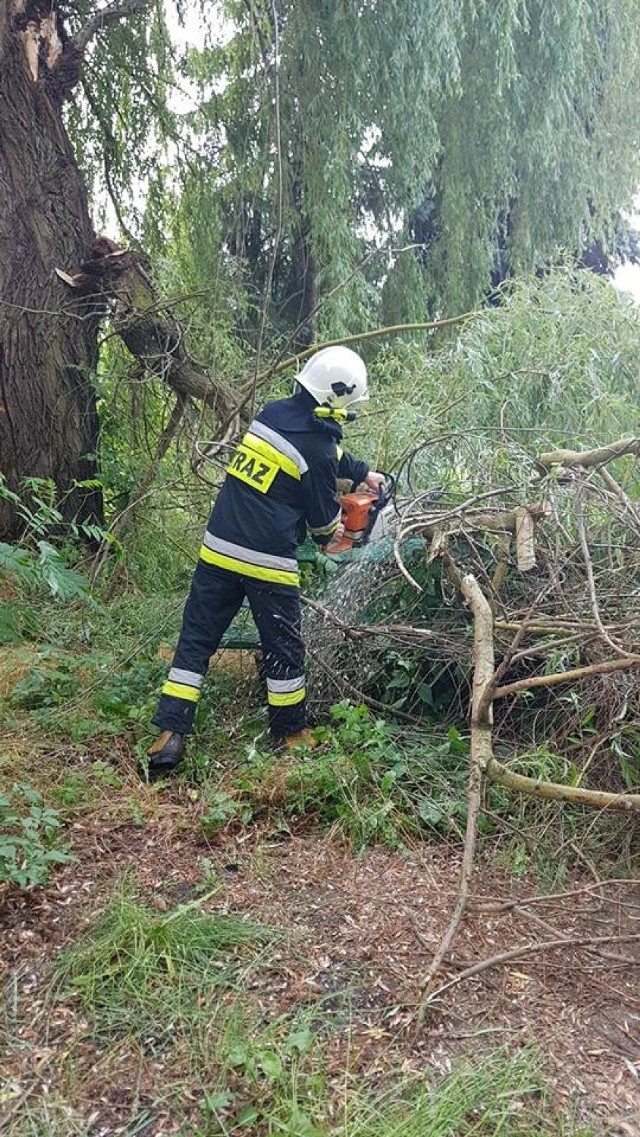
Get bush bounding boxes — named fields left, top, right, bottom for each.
left=0, top=781, right=73, bottom=888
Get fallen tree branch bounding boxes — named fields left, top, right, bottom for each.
left=421, top=934, right=640, bottom=1010
left=493, top=656, right=640, bottom=699
left=517, top=905, right=640, bottom=967
left=537, top=438, right=640, bottom=470
left=416, top=570, right=494, bottom=1030
left=485, top=757, right=640, bottom=811
left=468, top=878, right=640, bottom=914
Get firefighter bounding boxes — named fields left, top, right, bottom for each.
left=146, top=346, right=383, bottom=778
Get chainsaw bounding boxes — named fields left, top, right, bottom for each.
left=325, top=474, right=396, bottom=555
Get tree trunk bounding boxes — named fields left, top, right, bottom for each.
left=0, top=1, right=102, bottom=541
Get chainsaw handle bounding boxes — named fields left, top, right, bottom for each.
left=350, top=472, right=395, bottom=497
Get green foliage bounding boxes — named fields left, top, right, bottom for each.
left=357, top=268, right=640, bottom=494
left=196, top=1031, right=581, bottom=1137
left=51, top=760, right=123, bottom=811
left=0, top=474, right=116, bottom=642
left=141, top=0, right=640, bottom=341
left=241, top=703, right=472, bottom=851
left=200, top=788, right=252, bottom=837
left=343, top=1050, right=582, bottom=1137
left=0, top=536, right=89, bottom=601
left=10, top=650, right=167, bottom=742
left=0, top=781, right=73, bottom=888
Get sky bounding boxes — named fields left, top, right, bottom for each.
left=614, top=258, right=640, bottom=304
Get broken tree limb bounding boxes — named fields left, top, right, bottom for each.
left=57, top=241, right=237, bottom=423
left=493, top=655, right=640, bottom=699
left=485, top=759, right=640, bottom=812
left=537, top=437, right=640, bottom=470
left=416, top=570, right=494, bottom=1030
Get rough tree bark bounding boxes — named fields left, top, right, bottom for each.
left=0, top=0, right=233, bottom=542
left=0, top=0, right=107, bottom=540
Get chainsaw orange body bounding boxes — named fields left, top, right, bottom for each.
left=325, top=489, right=387, bottom=554
left=327, top=475, right=397, bottom=554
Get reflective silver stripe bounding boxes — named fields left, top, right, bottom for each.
left=202, top=531, right=298, bottom=573
left=308, top=509, right=341, bottom=536
left=168, top=668, right=204, bottom=689
left=249, top=420, right=309, bottom=475
left=267, top=675, right=305, bottom=693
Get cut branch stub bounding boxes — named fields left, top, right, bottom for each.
left=514, top=506, right=536, bottom=571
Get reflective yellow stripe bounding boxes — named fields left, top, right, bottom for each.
left=268, top=687, right=306, bottom=707
left=244, top=432, right=301, bottom=481
left=162, top=681, right=201, bottom=702
left=199, top=544, right=299, bottom=587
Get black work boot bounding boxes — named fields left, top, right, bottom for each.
left=146, top=730, right=185, bottom=779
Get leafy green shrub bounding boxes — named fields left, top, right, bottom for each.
left=0, top=540, right=90, bottom=602
left=256, top=702, right=473, bottom=850
left=200, top=789, right=252, bottom=838
left=11, top=651, right=167, bottom=741
left=0, top=474, right=107, bottom=645
left=0, top=782, right=73, bottom=887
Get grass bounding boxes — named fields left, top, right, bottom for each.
left=52, top=881, right=273, bottom=1041
left=340, top=1052, right=590, bottom=1137
left=3, top=1011, right=591, bottom=1137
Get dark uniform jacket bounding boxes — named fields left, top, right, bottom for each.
left=199, top=390, right=369, bottom=587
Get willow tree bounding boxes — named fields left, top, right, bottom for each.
left=2, top=1, right=640, bottom=540
left=167, top=0, right=640, bottom=336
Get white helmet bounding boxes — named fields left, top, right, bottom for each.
left=297, top=346, right=368, bottom=409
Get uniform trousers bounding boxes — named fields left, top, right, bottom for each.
left=153, top=561, right=306, bottom=739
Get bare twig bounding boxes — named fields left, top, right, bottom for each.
left=469, top=878, right=640, bottom=914
left=575, top=474, right=638, bottom=660
left=74, top=0, right=151, bottom=54
left=422, top=934, right=640, bottom=1009
left=598, top=465, right=640, bottom=535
